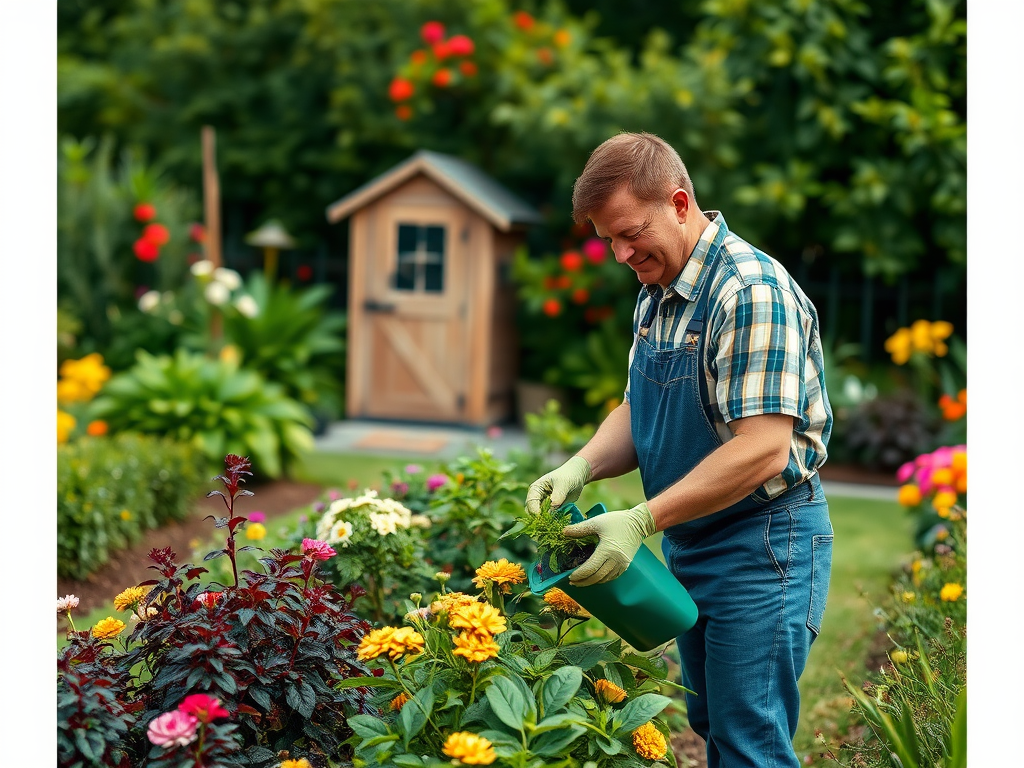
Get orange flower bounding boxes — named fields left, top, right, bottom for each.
left=410, top=49, right=428, bottom=66
left=86, top=420, right=109, bottom=436
left=553, top=29, right=571, bottom=48
left=395, top=105, right=413, bottom=121
left=432, top=68, right=452, bottom=87
left=542, top=298, right=562, bottom=317
left=459, top=60, right=478, bottom=77
left=572, top=288, right=590, bottom=304
left=594, top=679, right=627, bottom=705
left=513, top=11, right=535, bottom=31
left=390, top=692, right=411, bottom=711
left=897, top=484, right=921, bottom=507
left=560, top=251, right=583, bottom=271
left=389, top=77, right=415, bottom=102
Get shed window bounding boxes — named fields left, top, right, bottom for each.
left=395, top=224, right=445, bottom=293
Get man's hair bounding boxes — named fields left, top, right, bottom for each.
left=571, top=132, right=695, bottom=225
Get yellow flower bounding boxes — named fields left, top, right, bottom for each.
left=91, top=617, right=127, bottom=639
left=57, top=410, right=76, bottom=444
left=930, top=468, right=954, bottom=487
left=909, top=320, right=934, bottom=352
left=449, top=602, right=507, bottom=637
left=57, top=378, right=90, bottom=404
left=884, top=328, right=912, bottom=365
left=594, top=679, right=628, bottom=705
left=890, top=649, right=908, bottom=664
left=442, top=732, right=497, bottom=765
left=59, top=353, right=112, bottom=398
left=932, top=490, right=958, bottom=510
left=390, top=692, right=411, bottom=711
left=632, top=722, right=667, bottom=760
left=940, top=583, right=964, bottom=602
left=951, top=451, right=967, bottom=474
left=245, top=522, right=267, bottom=540
left=280, top=760, right=312, bottom=768
left=452, top=631, right=501, bottom=663
left=113, top=586, right=150, bottom=613
left=472, top=559, right=526, bottom=592
left=935, top=527, right=949, bottom=541
left=357, top=626, right=398, bottom=661
left=431, top=591, right=480, bottom=616
left=120, top=509, right=132, bottom=521
left=901, top=591, right=916, bottom=603
left=384, top=626, right=425, bottom=660
left=897, top=484, right=921, bottom=507
left=543, top=588, right=590, bottom=618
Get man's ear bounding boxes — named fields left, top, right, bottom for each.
left=671, top=188, right=691, bottom=222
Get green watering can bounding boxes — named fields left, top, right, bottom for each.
left=527, top=502, right=699, bottom=652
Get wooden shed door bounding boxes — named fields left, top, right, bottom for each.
left=361, top=207, right=469, bottom=421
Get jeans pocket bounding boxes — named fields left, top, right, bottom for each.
left=807, top=534, right=833, bottom=635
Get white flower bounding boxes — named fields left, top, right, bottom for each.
left=235, top=294, right=259, bottom=318
left=190, top=259, right=214, bottom=277
left=205, top=281, right=231, bottom=306
left=56, top=595, right=80, bottom=614
left=138, top=290, right=162, bottom=313
left=370, top=512, right=398, bottom=536
left=213, top=267, right=242, bottom=290
left=410, top=514, right=432, bottom=529
left=330, top=520, right=354, bottom=547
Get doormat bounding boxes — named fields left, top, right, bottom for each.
left=353, top=430, right=449, bottom=454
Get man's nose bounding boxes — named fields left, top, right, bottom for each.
left=612, top=242, right=634, bottom=263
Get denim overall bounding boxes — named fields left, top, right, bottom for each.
left=629, top=225, right=834, bottom=768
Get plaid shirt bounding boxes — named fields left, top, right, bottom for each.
left=623, top=211, right=832, bottom=498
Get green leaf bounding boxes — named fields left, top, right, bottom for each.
left=541, top=665, right=582, bottom=714
left=530, top=712, right=585, bottom=736
left=393, top=755, right=426, bottom=768
left=947, top=687, right=967, bottom=768
left=348, top=714, right=390, bottom=739
left=336, top=675, right=400, bottom=689
left=530, top=724, right=586, bottom=757
left=610, top=693, right=673, bottom=736
left=400, top=686, right=435, bottom=749
left=486, top=676, right=528, bottom=732
left=498, top=520, right=527, bottom=541
left=557, top=641, right=620, bottom=671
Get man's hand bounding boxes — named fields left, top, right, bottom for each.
left=525, top=456, right=592, bottom=515
left=563, top=503, right=656, bottom=586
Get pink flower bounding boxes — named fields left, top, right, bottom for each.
left=147, top=710, right=199, bottom=747
left=427, top=474, right=449, bottom=492
left=248, top=511, right=266, bottom=523
left=391, top=481, right=410, bottom=495
left=178, top=693, right=230, bottom=723
left=328, top=489, right=342, bottom=501
left=931, top=446, right=954, bottom=468
left=405, top=464, right=423, bottom=474
left=486, top=425, right=503, bottom=439
left=302, top=538, right=337, bottom=561
left=895, top=461, right=915, bottom=484
left=582, top=237, right=608, bottom=264
left=421, top=20, right=445, bottom=44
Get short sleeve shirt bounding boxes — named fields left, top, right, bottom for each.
left=623, top=212, right=832, bottom=498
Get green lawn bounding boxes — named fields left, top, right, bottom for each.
left=60, top=451, right=913, bottom=763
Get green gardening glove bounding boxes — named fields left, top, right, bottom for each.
left=563, top=502, right=657, bottom=587
left=525, top=455, right=592, bottom=515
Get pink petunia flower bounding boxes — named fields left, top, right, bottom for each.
left=895, top=461, right=915, bottom=484
left=248, top=511, right=266, bottom=523
left=147, top=710, right=200, bottom=747
left=426, top=474, right=449, bottom=492
left=405, top=464, right=423, bottom=474
left=178, top=693, right=230, bottom=723
left=302, top=538, right=338, bottom=561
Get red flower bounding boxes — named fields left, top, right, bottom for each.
left=421, top=20, right=445, bottom=45
left=432, top=40, right=450, bottom=60
left=514, top=11, right=535, bottom=31
left=133, top=238, right=159, bottom=262
left=178, top=693, right=230, bottom=724
left=133, top=202, right=156, bottom=222
left=395, top=105, right=413, bottom=121
left=296, top=264, right=313, bottom=281
left=542, top=298, right=562, bottom=317
left=142, top=223, right=170, bottom=246
left=583, top=237, right=607, bottom=264
left=189, top=223, right=206, bottom=243
left=459, top=60, right=478, bottom=77
left=537, top=47, right=554, bottom=66
left=572, top=288, right=590, bottom=304
left=389, top=77, right=415, bottom=102
left=432, top=68, right=452, bottom=87
left=560, top=251, right=583, bottom=271
left=410, top=49, right=428, bottom=66
left=447, top=34, right=475, bottom=56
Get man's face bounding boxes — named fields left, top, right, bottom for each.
left=589, top=185, right=689, bottom=287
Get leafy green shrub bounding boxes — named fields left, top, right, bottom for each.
left=57, top=433, right=207, bottom=580
left=90, top=348, right=314, bottom=479
left=57, top=455, right=374, bottom=767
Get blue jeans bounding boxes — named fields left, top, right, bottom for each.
left=661, top=479, right=833, bottom=768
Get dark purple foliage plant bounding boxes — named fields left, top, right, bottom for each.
left=57, top=454, right=375, bottom=768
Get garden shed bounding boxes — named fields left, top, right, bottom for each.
left=326, top=149, right=542, bottom=427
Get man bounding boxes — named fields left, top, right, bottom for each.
left=526, top=132, right=834, bottom=768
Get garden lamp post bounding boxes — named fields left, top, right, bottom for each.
left=244, top=219, right=296, bottom=282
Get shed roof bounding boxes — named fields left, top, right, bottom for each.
left=325, top=149, right=543, bottom=231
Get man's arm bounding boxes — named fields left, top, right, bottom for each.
left=577, top=400, right=639, bottom=482
left=646, top=412, right=793, bottom=530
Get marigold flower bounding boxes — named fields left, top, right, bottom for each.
left=594, top=679, right=627, bottom=705
left=280, top=760, right=312, bottom=768
left=554, top=29, right=572, bottom=47
left=57, top=410, right=76, bottom=444
left=513, top=11, right=535, bottom=31
left=472, top=559, right=526, bottom=591
left=930, top=468, right=953, bottom=487
left=932, top=490, right=958, bottom=510
left=432, top=68, right=453, bottom=87
left=410, top=49, right=429, bottom=65
left=431, top=591, right=478, bottom=616
left=302, top=538, right=337, bottom=561
left=383, top=626, right=426, bottom=660
left=389, top=77, right=415, bottom=102
left=147, top=710, right=199, bottom=748
left=543, top=588, right=590, bottom=618
left=245, top=522, right=267, bottom=540
left=113, top=585, right=150, bottom=613
left=56, top=594, right=80, bottom=614
left=452, top=630, right=500, bottom=663
left=940, top=582, right=964, bottom=602
left=951, top=451, right=967, bottom=473
left=358, top=627, right=398, bottom=661
left=178, top=693, right=230, bottom=723
left=390, top=692, right=411, bottom=711
left=86, top=419, right=109, bottom=436
left=449, top=601, right=507, bottom=636
left=443, top=731, right=497, bottom=764
left=632, top=722, right=667, bottom=760
left=897, top=484, right=921, bottom=507
left=92, top=617, right=127, bottom=639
